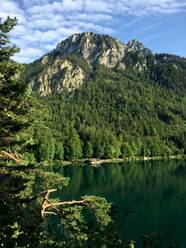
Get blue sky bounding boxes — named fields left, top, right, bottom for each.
left=0, top=0, right=186, bottom=63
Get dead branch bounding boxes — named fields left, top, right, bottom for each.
left=43, top=211, right=57, bottom=216
left=41, top=189, right=91, bottom=219
left=49, top=199, right=90, bottom=207
left=0, top=150, right=22, bottom=164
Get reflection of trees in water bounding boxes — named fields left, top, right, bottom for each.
left=58, top=160, right=186, bottom=246
left=60, top=160, right=186, bottom=199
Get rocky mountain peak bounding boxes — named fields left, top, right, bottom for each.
left=54, top=32, right=127, bottom=68
left=25, top=32, right=153, bottom=96
left=127, top=39, right=145, bottom=51
left=127, top=39, right=152, bottom=56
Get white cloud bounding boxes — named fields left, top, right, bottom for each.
left=44, top=43, right=56, bottom=51
left=20, top=47, right=44, bottom=57
left=11, top=25, right=28, bottom=36
left=22, top=29, right=61, bottom=43
left=0, top=0, right=20, bottom=13
left=1, top=0, right=186, bottom=63
left=12, top=47, right=44, bottom=63
left=27, top=1, right=61, bottom=14
left=61, top=0, right=83, bottom=12
left=84, top=0, right=113, bottom=13
left=70, top=13, right=113, bottom=22
left=117, top=0, right=186, bottom=15
left=0, top=0, right=26, bottom=23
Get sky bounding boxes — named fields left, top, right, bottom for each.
left=0, top=0, right=186, bottom=63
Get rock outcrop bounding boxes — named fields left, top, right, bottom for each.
left=24, top=32, right=152, bottom=95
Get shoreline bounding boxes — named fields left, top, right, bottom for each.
left=60, top=155, right=186, bottom=167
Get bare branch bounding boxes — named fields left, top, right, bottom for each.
left=0, top=150, right=22, bottom=163
left=41, top=189, right=91, bottom=219
left=43, top=211, right=57, bottom=216
left=50, top=199, right=90, bottom=207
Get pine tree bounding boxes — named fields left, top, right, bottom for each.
left=65, top=129, right=82, bottom=160
left=54, top=141, right=64, bottom=160
left=84, top=141, right=93, bottom=158
left=0, top=17, right=114, bottom=248
left=0, top=17, right=30, bottom=163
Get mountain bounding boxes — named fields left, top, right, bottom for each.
left=23, top=32, right=186, bottom=161
left=24, top=32, right=186, bottom=97
left=23, top=32, right=154, bottom=95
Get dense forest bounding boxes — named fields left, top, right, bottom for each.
left=24, top=55, right=186, bottom=162
left=20, top=31, right=186, bottom=163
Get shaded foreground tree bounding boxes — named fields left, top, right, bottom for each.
left=0, top=17, right=117, bottom=248
left=0, top=16, right=31, bottom=163
left=0, top=167, right=115, bottom=247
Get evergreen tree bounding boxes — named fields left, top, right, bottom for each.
left=36, top=130, right=55, bottom=162
left=65, top=129, right=82, bottom=161
left=0, top=17, right=30, bottom=163
left=105, top=144, right=115, bottom=158
left=0, top=17, right=114, bottom=248
left=54, top=141, right=64, bottom=160
left=84, top=141, right=93, bottom=158
left=94, top=137, right=105, bottom=158
left=121, top=142, right=133, bottom=158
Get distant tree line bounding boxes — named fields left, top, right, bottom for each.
left=28, top=59, right=186, bottom=162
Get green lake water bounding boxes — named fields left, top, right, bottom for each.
left=50, top=160, right=186, bottom=246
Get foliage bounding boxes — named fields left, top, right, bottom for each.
left=21, top=37, right=186, bottom=162
left=0, top=166, right=114, bottom=248
left=64, top=128, right=82, bottom=161
left=0, top=17, right=30, bottom=155
left=83, top=141, right=93, bottom=158
left=1, top=17, right=185, bottom=247
left=33, top=60, right=186, bottom=161
left=0, top=17, right=114, bottom=248
left=35, top=129, right=55, bottom=162
left=54, top=142, right=64, bottom=160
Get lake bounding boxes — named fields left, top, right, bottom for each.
left=50, top=160, right=186, bottom=247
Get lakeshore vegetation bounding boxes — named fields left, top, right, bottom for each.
left=29, top=57, right=186, bottom=163
left=22, top=36, right=186, bottom=163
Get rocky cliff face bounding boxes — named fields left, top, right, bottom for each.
left=24, top=32, right=152, bottom=96
left=55, top=32, right=127, bottom=69
left=28, top=56, right=85, bottom=95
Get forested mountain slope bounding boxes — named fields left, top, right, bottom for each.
left=23, top=32, right=186, bottom=161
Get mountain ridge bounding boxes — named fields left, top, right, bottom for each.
left=23, top=32, right=186, bottom=97
left=22, top=32, right=186, bottom=159
left=23, top=32, right=154, bottom=95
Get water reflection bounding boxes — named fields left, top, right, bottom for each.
left=52, top=160, right=186, bottom=246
